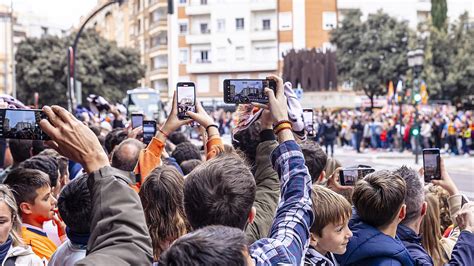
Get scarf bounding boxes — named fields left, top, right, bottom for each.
left=0, top=236, right=12, bottom=263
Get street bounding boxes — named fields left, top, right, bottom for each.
left=333, top=146, right=474, bottom=199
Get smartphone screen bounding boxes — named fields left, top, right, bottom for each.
left=0, top=109, right=50, bottom=140
left=131, top=114, right=143, bottom=129
left=340, top=169, right=358, bottom=186
left=177, top=82, right=196, bottom=120
left=303, top=109, right=314, bottom=136
left=142, top=120, right=156, bottom=144
left=423, top=148, right=441, bottom=182
left=224, top=79, right=276, bottom=104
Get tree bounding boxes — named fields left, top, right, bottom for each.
left=331, top=10, right=410, bottom=110
left=431, top=0, right=448, bottom=31
left=15, top=29, right=145, bottom=107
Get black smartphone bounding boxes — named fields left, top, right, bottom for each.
left=131, top=113, right=143, bottom=129
left=423, top=148, right=441, bottom=182
left=143, top=120, right=156, bottom=144
left=303, top=109, right=314, bottom=136
left=177, top=82, right=196, bottom=120
left=0, top=109, right=50, bottom=140
left=223, top=79, right=277, bottom=104
left=339, top=167, right=375, bottom=186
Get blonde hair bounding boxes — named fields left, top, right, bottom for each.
left=0, top=185, right=23, bottom=247
left=420, top=192, right=447, bottom=266
left=311, top=185, right=352, bottom=236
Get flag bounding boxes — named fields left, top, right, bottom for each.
left=387, top=81, right=394, bottom=104
left=420, top=81, right=428, bottom=104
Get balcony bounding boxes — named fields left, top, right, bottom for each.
left=149, top=66, right=168, bottom=80
left=148, top=0, right=167, bottom=11
left=186, top=34, right=211, bottom=44
left=250, top=29, right=277, bottom=41
left=149, top=44, right=168, bottom=57
left=250, top=0, right=277, bottom=12
left=186, top=61, right=277, bottom=74
left=149, top=19, right=167, bottom=35
left=185, top=4, right=211, bottom=15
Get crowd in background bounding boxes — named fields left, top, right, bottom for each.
left=0, top=77, right=471, bottom=265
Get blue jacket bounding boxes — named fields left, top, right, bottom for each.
left=396, top=224, right=434, bottom=265
left=336, top=216, right=415, bottom=266
left=449, top=230, right=474, bottom=265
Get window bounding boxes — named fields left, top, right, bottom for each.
left=196, top=75, right=210, bottom=93
left=279, top=12, right=292, bottom=30
left=136, top=19, right=141, bottom=34
left=179, top=0, right=187, bottom=4
left=235, top=18, right=244, bottom=30
left=217, top=19, right=225, bottom=32
left=217, top=47, right=226, bottom=62
left=235, top=46, right=244, bottom=61
left=179, top=22, right=188, bottom=34
left=179, top=49, right=188, bottom=64
left=200, top=23, right=209, bottom=34
left=262, top=19, right=271, bottom=30
left=200, top=50, right=209, bottom=62
left=200, top=0, right=207, bottom=5
left=322, top=12, right=337, bottom=30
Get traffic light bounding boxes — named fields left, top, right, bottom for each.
left=412, top=127, right=420, bottom=136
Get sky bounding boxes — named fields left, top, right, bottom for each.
left=2, top=0, right=97, bottom=29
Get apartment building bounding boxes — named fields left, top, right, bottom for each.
left=174, top=0, right=338, bottom=103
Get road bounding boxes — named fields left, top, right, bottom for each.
left=332, top=147, right=474, bottom=199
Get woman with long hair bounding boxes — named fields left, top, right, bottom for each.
left=138, top=165, right=189, bottom=262
left=0, top=184, right=43, bottom=265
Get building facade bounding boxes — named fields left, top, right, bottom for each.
left=175, top=0, right=338, bottom=103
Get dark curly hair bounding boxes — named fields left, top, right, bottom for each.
left=58, top=175, right=91, bottom=234
left=104, top=128, right=128, bottom=154
left=20, top=155, right=59, bottom=187
left=231, top=120, right=262, bottom=166
left=171, top=142, right=201, bottom=166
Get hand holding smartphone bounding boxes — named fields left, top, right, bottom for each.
left=423, top=148, right=441, bottom=182
left=223, top=79, right=277, bottom=104
left=0, top=109, right=50, bottom=140
left=177, top=82, right=196, bottom=120
left=131, top=113, right=144, bottom=129
left=303, top=109, right=315, bottom=136
left=142, top=120, right=156, bottom=144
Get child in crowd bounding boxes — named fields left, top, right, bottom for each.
left=305, top=185, right=352, bottom=265
left=335, top=170, right=415, bottom=265
left=49, top=175, right=91, bottom=265
left=3, top=168, right=59, bottom=261
left=0, top=184, right=43, bottom=265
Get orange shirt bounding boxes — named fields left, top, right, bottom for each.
left=21, top=225, right=57, bottom=261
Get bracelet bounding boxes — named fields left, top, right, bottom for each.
left=158, top=128, right=169, bottom=138
left=273, top=119, right=292, bottom=130
left=206, top=124, right=219, bottom=131
left=274, top=124, right=292, bottom=135
left=273, top=122, right=292, bottom=133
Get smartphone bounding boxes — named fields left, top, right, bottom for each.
left=423, top=148, right=441, bottom=182
left=0, top=109, right=50, bottom=140
left=177, top=82, right=196, bottom=120
left=131, top=113, right=143, bottom=129
left=142, top=120, right=156, bottom=144
left=223, top=79, right=277, bottom=104
left=303, top=109, right=314, bottom=136
left=339, top=167, right=375, bottom=186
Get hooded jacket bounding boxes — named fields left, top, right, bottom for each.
left=396, top=224, right=433, bottom=265
left=335, top=217, right=415, bottom=266
left=2, top=245, right=43, bottom=266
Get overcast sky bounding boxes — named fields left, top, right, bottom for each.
left=2, top=0, right=97, bottom=29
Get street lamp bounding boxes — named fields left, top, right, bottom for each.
left=407, top=48, right=424, bottom=164
left=67, top=0, right=125, bottom=112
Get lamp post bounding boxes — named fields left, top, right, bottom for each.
left=67, top=0, right=124, bottom=112
left=407, top=48, right=424, bottom=164
left=396, top=80, right=404, bottom=152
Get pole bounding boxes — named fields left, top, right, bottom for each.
left=10, top=0, right=16, bottom=98
left=399, top=93, right=403, bottom=152
left=67, top=0, right=119, bottom=112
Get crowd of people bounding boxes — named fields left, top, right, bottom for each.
left=313, top=108, right=473, bottom=157
left=0, top=75, right=471, bottom=265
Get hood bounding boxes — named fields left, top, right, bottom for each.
left=7, top=245, right=36, bottom=258
left=336, top=219, right=414, bottom=266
